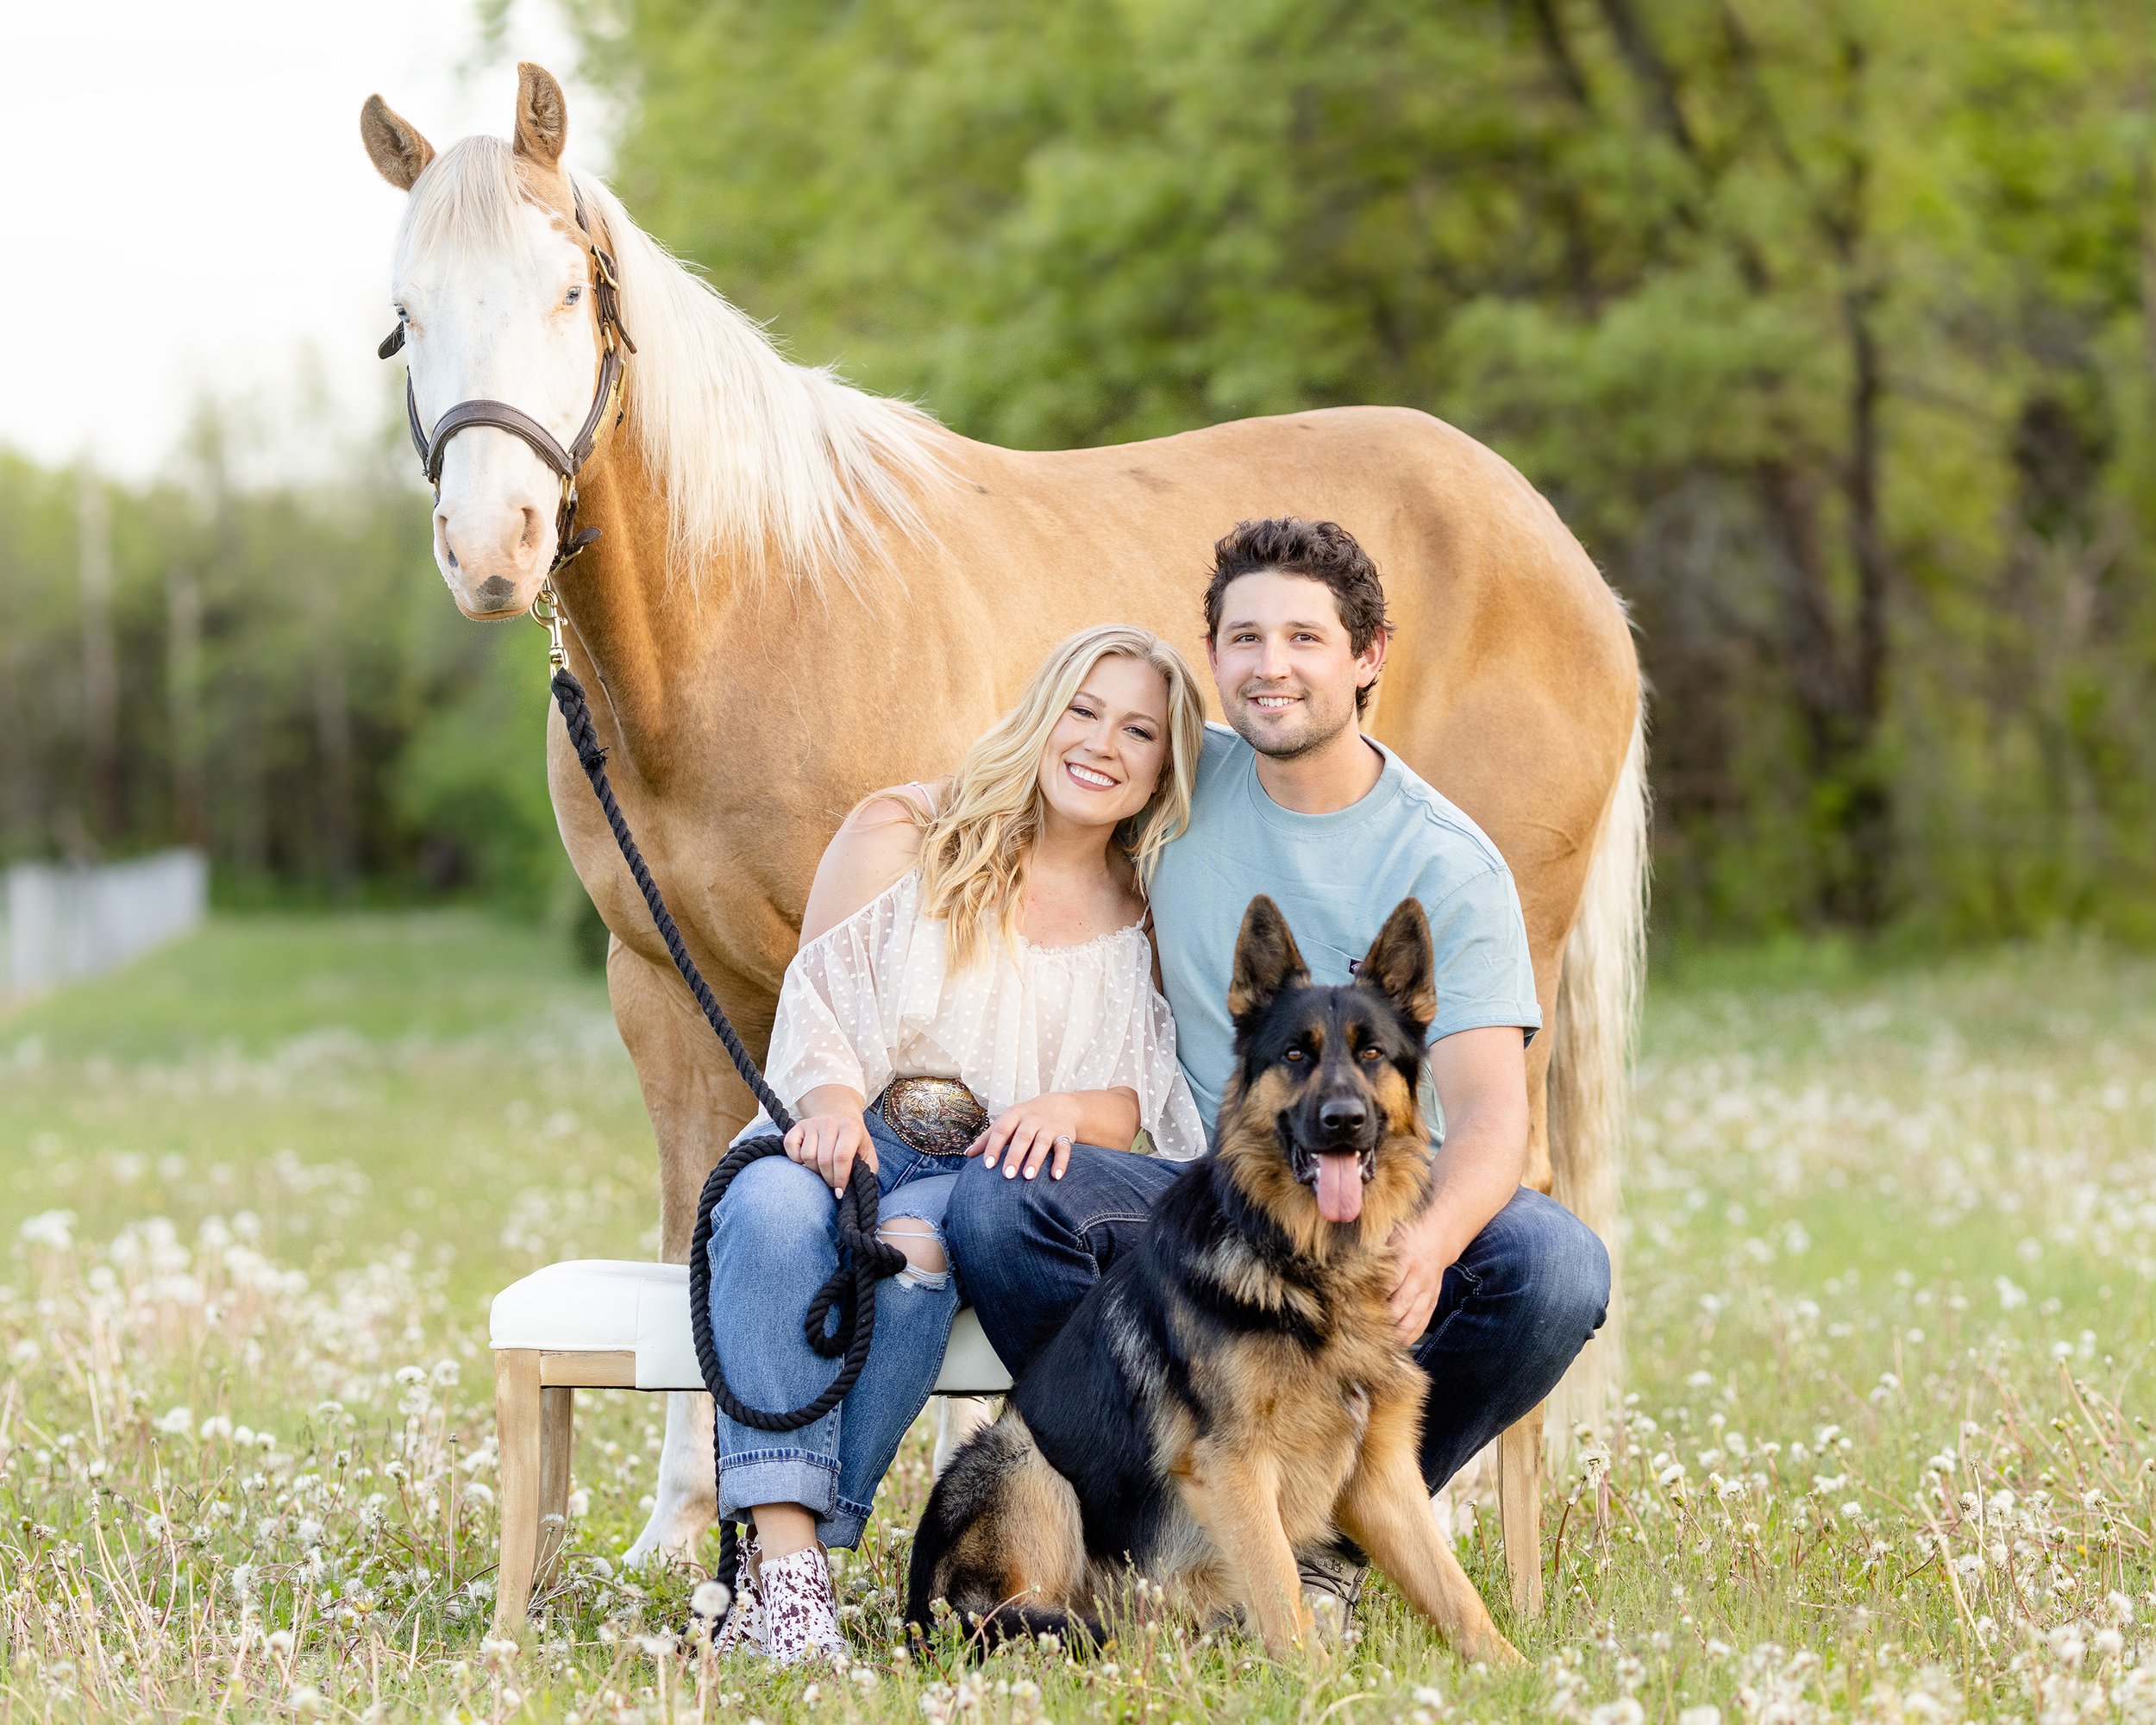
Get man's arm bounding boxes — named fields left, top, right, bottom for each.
left=1385, top=1025, right=1531, bottom=1344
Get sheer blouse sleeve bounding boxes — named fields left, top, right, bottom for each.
left=1131, top=984, right=1208, bottom=1160
left=1069, top=935, right=1206, bottom=1161
left=750, top=876, right=913, bottom=1132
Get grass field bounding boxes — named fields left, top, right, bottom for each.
left=5, top=917, right=2156, bottom=1722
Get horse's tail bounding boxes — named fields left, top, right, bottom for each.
left=1545, top=699, right=1649, bottom=1465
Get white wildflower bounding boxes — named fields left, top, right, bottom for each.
left=19, top=1210, right=75, bottom=1251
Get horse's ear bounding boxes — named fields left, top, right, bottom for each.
left=514, top=62, right=568, bottom=170
left=360, top=95, right=435, bottom=191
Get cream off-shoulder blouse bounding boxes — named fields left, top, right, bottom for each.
left=736, top=868, right=1206, bottom=1160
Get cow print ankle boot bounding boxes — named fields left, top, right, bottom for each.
left=757, top=1545, right=847, bottom=1666
left=711, top=1532, right=766, bottom=1657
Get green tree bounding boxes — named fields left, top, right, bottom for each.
left=570, top=0, right=2156, bottom=939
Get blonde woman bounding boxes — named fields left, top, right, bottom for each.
left=706, top=625, right=1208, bottom=1663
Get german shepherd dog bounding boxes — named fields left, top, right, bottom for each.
left=906, top=895, right=1520, bottom=1664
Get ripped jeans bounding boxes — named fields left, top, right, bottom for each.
left=707, top=1095, right=960, bottom=1548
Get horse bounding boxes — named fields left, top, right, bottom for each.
left=361, top=62, right=1645, bottom=1578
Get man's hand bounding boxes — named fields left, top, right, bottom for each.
left=1387, top=1212, right=1450, bottom=1343
left=1384, top=1024, right=1533, bottom=1346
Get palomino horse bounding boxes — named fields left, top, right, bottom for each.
left=362, top=65, right=1645, bottom=1591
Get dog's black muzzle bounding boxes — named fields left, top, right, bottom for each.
left=1279, top=1092, right=1380, bottom=1190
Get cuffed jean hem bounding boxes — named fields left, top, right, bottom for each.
left=825, top=1495, right=875, bottom=1550
left=719, top=1458, right=873, bottom=1549
left=718, top=1451, right=838, bottom=1527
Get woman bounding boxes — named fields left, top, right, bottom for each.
left=706, top=624, right=1209, bottom=1663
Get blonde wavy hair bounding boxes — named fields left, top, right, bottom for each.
left=916, top=625, right=1207, bottom=968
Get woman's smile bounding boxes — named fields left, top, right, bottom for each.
left=1064, top=760, right=1120, bottom=792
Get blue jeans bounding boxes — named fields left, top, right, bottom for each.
left=943, top=1149, right=1609, bottom=1492
left=707, top=1101, right=962, bottom=1547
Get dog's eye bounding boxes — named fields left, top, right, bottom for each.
left=1358, top=1045, right=1383, bottom=1062
left=1284, top=1048, right=1307, bottom=1063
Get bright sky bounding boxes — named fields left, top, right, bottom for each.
left=1, top=0, right=608, bottom=480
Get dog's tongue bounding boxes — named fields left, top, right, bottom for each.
left=1315, top=1152, right=1363, bottom=1224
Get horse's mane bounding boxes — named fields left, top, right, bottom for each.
left=396, top=136, right=943, bottom=598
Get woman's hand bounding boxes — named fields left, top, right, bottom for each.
left=785, top=1107, right=875, bottom=1197
left=969, top=1092, right=1087, bottom=1182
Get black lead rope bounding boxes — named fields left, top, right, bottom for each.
left=547, top=662, right=906, bottom=1629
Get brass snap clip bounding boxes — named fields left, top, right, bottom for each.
left=531, top=583, right=567, bottom=671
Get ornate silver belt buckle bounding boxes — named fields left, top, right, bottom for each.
left=881, top=1076, right=989, bottom=1158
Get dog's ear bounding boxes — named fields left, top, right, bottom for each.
left=1229, top=895, right=1309, bottom=1022
left=1359, top=898, right=1436, bottom=1035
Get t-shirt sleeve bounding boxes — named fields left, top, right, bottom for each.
left=1421, top=866, right=1543, bottom=1045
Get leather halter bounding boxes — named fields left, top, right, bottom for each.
left=379, top=185, right=636, bottom=575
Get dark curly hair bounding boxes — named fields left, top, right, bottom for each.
left=1202, top=518, right=1392, bottom=712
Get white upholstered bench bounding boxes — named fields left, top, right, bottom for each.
left=488, top=1259, right=1550, bottom=1635
left=487, top=1259, right=1010, bottom=1632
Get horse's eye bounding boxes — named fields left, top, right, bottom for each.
left=564, top=285, right=584, bottom=307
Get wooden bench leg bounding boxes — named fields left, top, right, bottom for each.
left=1497, top=1405, right=1545, bottom=1620
left=537, top=1386, right=574, bottom=1590
left=493, top=1350, right=542, bottom=1635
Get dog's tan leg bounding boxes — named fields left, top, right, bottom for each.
left=1336, top=1396, right=1523, bottom=1666
left=1181, top=1446, right=1313, bottom=1659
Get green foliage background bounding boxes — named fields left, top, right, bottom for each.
left=8, top=0, right=2156, bottom=947
left=578, top=0, right=2156, bottom=941
left=0, top=418, right=577, bottom=927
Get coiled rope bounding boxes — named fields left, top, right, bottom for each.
left=548, top=662, right=906, bottom=1630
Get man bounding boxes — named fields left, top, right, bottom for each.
left=945, top=517, right=1610, bottom=1621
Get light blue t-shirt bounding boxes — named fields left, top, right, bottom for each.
left=1149, top=724, right=1541, bottom=1136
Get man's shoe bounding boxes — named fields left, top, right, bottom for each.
left=1297, top=1550, right=1368, bottom=1643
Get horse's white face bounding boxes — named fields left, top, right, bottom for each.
left=395, top=198, right=600, bottom=620
left=365, top=67, right=604, bottom=622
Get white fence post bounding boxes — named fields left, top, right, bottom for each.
left=4, top=849, right=209, bottom=995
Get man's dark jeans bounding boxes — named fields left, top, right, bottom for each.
left=944, top=1147, right=1610, bottom=1493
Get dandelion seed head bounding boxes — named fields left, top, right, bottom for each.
left=19, top=1211, right=76, bottom=1251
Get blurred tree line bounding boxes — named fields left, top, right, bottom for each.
left=569, top=0, right=2156, bottom=941
left=7, top=0, right=2154, bottom=948
left=0, top=415, right=589, bottom=942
